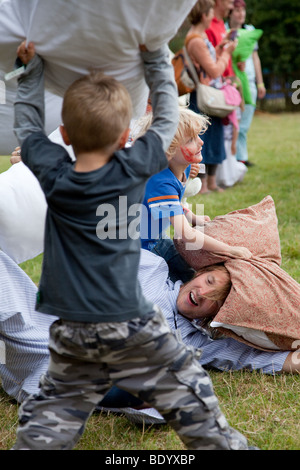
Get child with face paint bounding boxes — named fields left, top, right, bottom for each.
left=139, top=107, right=252, bottom=283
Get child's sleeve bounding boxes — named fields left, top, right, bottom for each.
left=14, top=54, right=45, bottom=146
left=141, top=44, right=179, bottom=152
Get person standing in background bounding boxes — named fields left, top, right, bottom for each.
left=228, top=0, right=266, bottom=166
left=187, top=0, right=237, bottom=193
left=206, top=0, right=235, bottom=77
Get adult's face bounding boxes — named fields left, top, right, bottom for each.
left=220, top=0, right=234, bottom=18
left=230, top=6, right=246, bottom=28
left=176, top=270, right=228, bottom=320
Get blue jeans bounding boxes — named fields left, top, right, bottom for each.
left=236, top=81, right=257, bottom=162
left=150, top=237, right=195, bottom=284
left=236, top=104, right=256, bottom=162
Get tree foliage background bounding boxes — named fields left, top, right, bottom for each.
left=238, top=0, right=300, bottom=77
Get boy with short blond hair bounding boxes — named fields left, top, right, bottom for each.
left=12, top=41, right=251, bottom=451
left=139, top=107, right=251, bottom=282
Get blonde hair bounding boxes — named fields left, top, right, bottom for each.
left=133, top=106, right=209, bottom=158
left=188, top=0, right=215, bottom=24
left=61, top=71, right=132, bottom=154
left=168, top=107, right=209, bottom=158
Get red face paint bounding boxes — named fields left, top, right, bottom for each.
left=180, top=146, right=202, bottom=163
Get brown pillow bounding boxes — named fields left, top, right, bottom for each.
left=174, top=196, right=300, bottom=351
left=174, top=195, right=282, bottom=268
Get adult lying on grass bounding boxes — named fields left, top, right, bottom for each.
left=0, top=248, right=298, bottom=409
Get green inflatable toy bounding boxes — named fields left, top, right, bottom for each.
left=232, top=28, right=263, bottom=105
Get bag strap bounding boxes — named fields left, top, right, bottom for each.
left=182, top=46, right=200, bottom=86
left=182, top=34, right=204, bottom=86
left=184, top=33, right=203, bottom=48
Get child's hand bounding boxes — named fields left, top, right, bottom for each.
left=237, top=61, right=246, bottom=72
left=229, top=246, right=252, bottom=259
left=10, top=146, right=21, bottom=165
left=189, top=163, right=200, bottom=179
left=17, top=41, right=36, bottom=65
left=193, top=214, right=211, bottom=226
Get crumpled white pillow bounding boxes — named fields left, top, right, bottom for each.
left=0, top=0, right=197, bottom=118
left=0, top=77, right=63, bottom=155
left=0, top=0, right=200, bottom=261
left=0, top=127, right=75, bottom=264
left=0, top=162, right=47, bottom=264
left=210, top=321, right=281, bottom=351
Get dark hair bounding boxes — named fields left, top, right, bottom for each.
left=188, top=0, right=215, bottom=25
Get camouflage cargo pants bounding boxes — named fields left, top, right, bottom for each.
left=13, top=308, right=249, bottom=450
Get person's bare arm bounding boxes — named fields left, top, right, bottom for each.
left=171, top=213, right=252, bottom=259
left=253, top=50, right=266, bottom=99
left=188, top=37, right=235, bottom=80
left=281, top=351, right=300, bottom=373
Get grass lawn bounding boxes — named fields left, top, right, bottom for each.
left=0, top=111, right=299, bottom=450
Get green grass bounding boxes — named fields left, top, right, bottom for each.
left=0, top=112, right=299, bottom=450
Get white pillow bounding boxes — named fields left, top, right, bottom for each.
left=0, top=0, right=197, bottom=119
left=0, top=77, right=63, bottom=155
left=0, top=162, right=47, bottom=264
left=210, top=321, right=281, bottom=350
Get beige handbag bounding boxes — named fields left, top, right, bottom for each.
left=183, top=47, right=238, bottom=118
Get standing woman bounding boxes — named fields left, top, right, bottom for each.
left=228, top=0, right=266, bottom=166
left=186, top=0, right=236, bottom=193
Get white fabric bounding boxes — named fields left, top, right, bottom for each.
left=0, top=161, right=47, bottom=263
left=183, top=177, right=202, bottom=198
left=48, top=127, right=76, bottom=161
left=181, top=177, right=201, bottom=209
left=0, top=79, right=63, bottom=155
left=216, top=125, right=248, bottom=187
left=0, top=249, right=57, bottom=403
left=0, top=127, right=77, bottom=264
left=0, top=0, right=197, bottom=125
left=210, top=321, right=281, bottom=351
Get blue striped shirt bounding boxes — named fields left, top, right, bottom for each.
left=0, top=250, right=57, bottom=403
left=138, top=250, right=289, bottom=374
left=0, top=249, right=289, bottom=403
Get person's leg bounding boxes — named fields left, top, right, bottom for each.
left=206, top=164, right=224, bottom=192
left=198, top=173, right=210, bottom=194
left=151, top=238, right=195, bottom=283
left=99, top=385, right=144, bottom=408
left=13, top=320, right=114, bottom=450
left=113, top=309, right=250, bottom=450
left=236, top=104, right=256, bottom=163
left=13, top=312, right=251, bottom=450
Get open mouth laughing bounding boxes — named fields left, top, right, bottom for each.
left=189, top=292, right=198, bottom=306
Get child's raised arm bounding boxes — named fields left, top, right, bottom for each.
left=14, top=41, right=45, bottom=146
left=140, top=44, right=179, bottom=152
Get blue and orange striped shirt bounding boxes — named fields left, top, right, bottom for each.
left=141, top=167, right=190, bottom=249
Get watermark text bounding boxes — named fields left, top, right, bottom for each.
left=0, top=340, right=6, bottom=364
left=0, top=79, right=6, bottom=104
left=96, top=197, right=205, bottom=250
left=291, top=80, right=300, bottom=105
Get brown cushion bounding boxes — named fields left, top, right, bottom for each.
left=174, top=196, right=300, bottom=351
